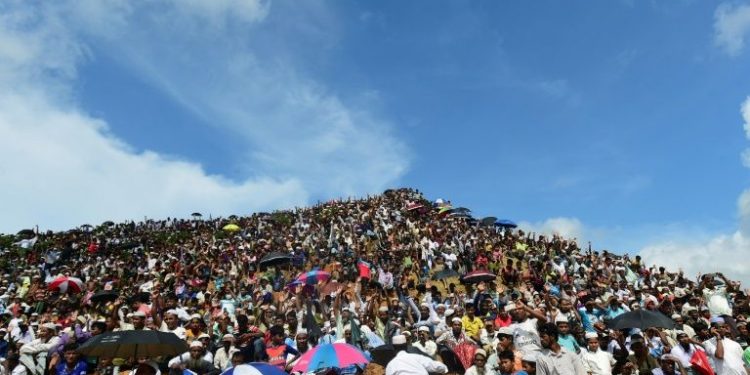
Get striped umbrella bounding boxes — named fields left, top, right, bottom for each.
left=48, top=276, right=84, bottom=293
left=291, top=343, right=368, bottom=373
left=221, top=363, right=286, bottom=375
left=297, top=270, right=331, bottom=285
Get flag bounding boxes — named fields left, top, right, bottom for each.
left=690, top=349, right=715, bottom=375
left=357, top=260, right=372, bottom=279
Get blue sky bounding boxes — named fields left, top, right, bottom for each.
left=2, top=0, right=750, bottom=281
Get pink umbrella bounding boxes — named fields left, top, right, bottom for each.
left=297, top=270, right=331, bottom=285
left=48, top=276, right=84, bottom=294
left=291, top=343, right=368, bottom=373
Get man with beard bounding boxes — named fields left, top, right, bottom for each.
left=668, top=331, right=702, bottom=373
left=579, top=332, right=615, bottom=375
left=412, top=326, right=437, bottom=357
left=158, top=310, right=186, bottom=340
left=436, top=318, right=475, bottom=349
left=212, top=334, right=238, bottom=371
left=167, top=341, right=217, bottom=375
left=536, top=323, right=586, bottom=375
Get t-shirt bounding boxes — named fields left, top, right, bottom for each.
left=511, top=318, right=540, bottom=352
left=265, top=344, right=299, bottom=370
left=704, top=287, right=732, bottom=317
left=703, top=337, right=747, bottom=375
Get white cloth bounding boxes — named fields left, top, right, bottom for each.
left=11, top=364, right=28, bottom=375
left=385, top=351, right=448, bottom=375
left=412, top=340, right=438, bottom=357
left=704, top=287, right=732, bottom=317
left=579, top=348, right=615, bottom=375
left=703, top=337, right=748, bottom=375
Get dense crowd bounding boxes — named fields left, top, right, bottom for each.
left=0, top=188, right=749, bottom=375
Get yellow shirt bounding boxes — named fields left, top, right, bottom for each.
left=461, top=316, right=484, bottom=338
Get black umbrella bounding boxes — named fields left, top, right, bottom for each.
left=480, top=216, right=498, bottom=226
left=370, top=345, right=431, bottom=366
left=90, top=290, right=119, bottom=304
left=78, top=330, right=187, bottom=358
left=607, top=309, right=675, bottom=330
left=102, top=221, right=115, bottom=227
left=191, top=212, right=202, bottom=217
left=432, top=269, right=460, bottom=280
left=17, top=229, right=35, bottom=236
left=259, top=252, right=292, bottom=268
left=461, top=270, right=497, bottom=284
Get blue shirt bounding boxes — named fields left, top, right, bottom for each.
left=55, top=360, right=87, bottom=375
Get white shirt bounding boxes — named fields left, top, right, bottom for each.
left=11, top=364, right=28, bottom=375
left=703, top=337, right=748, bottom=375
left=385, top=351, right=448, bottom=375
left=704, top=287, right=732, bottom=317
left=412, top=340, right=438, bottom=357
left=579, top=348, right=615, bottom=375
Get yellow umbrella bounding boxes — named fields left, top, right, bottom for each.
left=222, top=223, right=241, bottom=232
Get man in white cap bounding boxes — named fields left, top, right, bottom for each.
left=19, top=323, right=60, bottom=375
left=412, top=326, right=437, bottom=357
left=579, top=332, right=615, bottom=375
left=213, top=334, right=238, bottom=371
left=385, top=334, right=447, bottom=375
left=168, top=341, right=217, bottom=375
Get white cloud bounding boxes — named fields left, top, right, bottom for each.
left=714, top=2, right=750, bottom=56
left=0, top=0, right=409, bottom=232
left=639, top=97, right=750, bottom=286
left=518, top=217, right=586, bottom=242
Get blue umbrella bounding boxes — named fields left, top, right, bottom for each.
left=221, top=363, right=286, bottom=375
left=495, top=219, right=517, bottom=228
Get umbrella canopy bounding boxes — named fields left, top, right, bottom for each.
left=221, top=363, right=286, bottom=375
left=480, top=216, right=498, bottom=226
left=452, top=207, right=471, bottom=214
left=17, top=229, right=35, bottom=237
left=259, top=252, right=292, bottom=268
left=495, top=219, right=517, bottom=228
left=191, top=212, right=202, bottom=217
left=102, top=221, right=115, bottom=227
left=607, top=310, right=675, bottom=330
left=90, top=290, right=118, bottom=304
left=406, top=203, right=424, bottom=211
left=223, top=223, right=241, bottom=232
left=77, top=330, right=188, bottom=358
left=461, top=270, right=496, bottom=284
left=291, top=343, right=368, bottom=373
left=432, top=269, right=460, bottom=280
left=297, top=270, right=331, bottom=285
left=48, top=276, right=84, bottom=293
left=437, top=206, right=454, bottom=214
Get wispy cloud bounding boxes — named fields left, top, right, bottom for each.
left=714, top=2, right=750, bottom=56
left=0, top=0, right=409, bottom=232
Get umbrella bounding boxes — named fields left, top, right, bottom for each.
left=432, top=269, right=460, bottom=280
left=297, top=270, right=331, bottom=285
left=191, top=212, right=202, bottom=217
left=460, top=270, right=496, bottom=284
left=48, top=276, right=84, bottom=293
left=370, top=345, right=431, bottom=366
left=223, top=223, right=241, bottom=232
left=17, top=229, right=35, bottom=237
left=221, top=363, right=286, bottom=375
left=406, top=203, right=424, bottom=211
left=437, top=206, right=454, bottom=214
left=259, top=252, right=292, bottom=268
left=77, top=330, right=188, bottom=358
left=291, top=343, right=368, bottom=373
left=607, top=309, right=675, bottom=330
left=90, top=290, right=119, bottom=304
left=495, top=219, right=517, bottom=228
left=102, top=221, right=115, bottom=227
left=480, top=216, right=498, bottom=226
left=453, top=207, right=471, bottom=214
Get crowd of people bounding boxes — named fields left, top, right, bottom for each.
left=0, top=188, right=749, bottom=375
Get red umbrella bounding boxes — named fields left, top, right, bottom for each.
left=460, top=270, right=496, bottom=284
left=48, top=276, right=84, bottom=293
